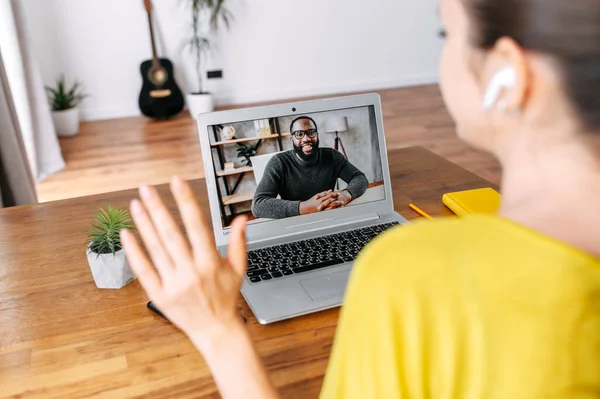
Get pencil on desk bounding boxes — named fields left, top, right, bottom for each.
left=409, top=203, right=434, bottom=220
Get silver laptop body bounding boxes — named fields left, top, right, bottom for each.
left=197, top=93, right=408, bottom=324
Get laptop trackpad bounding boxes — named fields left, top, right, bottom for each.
left=299, top=270, right=351, bottom=301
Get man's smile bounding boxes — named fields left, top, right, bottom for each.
left=302, top=143, right=313, bottom=153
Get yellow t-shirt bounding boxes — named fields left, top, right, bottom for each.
left=321, top=215, right=600, bottom=399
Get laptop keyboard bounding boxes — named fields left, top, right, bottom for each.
left=246, top=221, right=401, bottom=284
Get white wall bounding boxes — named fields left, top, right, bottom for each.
left=21, top=0, right=443, bottom=121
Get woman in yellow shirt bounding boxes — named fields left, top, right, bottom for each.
left=120, top=0, right=600, bottom=397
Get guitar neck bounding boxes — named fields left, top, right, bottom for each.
left=146, top=8, right=160, bottom=67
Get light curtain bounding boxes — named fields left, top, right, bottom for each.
left=0, top=47, right=37, bottom=207
left=0, top=0, right=65, bottom=185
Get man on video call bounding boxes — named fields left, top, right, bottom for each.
left=252, top=116, right=368, bottom=219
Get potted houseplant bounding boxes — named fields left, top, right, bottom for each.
left=86, top=206, right=137, bottom=289
left=45, top=76, right=87, bottom=137
left=236, top=143, right=258, bottom=166
left=183, top=0, right=232, bottom=117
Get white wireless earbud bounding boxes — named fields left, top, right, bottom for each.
left=482, top=67, right=517, bottom=110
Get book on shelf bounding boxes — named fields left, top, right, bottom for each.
left=253, top=119, right=278, bottom=138
left=259, top=119, right=266, bottom=137
left=260, top=119, right=273, bottom=137
left=254, top=120, right=261, bottom=137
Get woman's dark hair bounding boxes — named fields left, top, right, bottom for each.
left=462, top=0, right=600, bottom=130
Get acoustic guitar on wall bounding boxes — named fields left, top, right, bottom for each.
left=139, top=0, right=184, bottom=120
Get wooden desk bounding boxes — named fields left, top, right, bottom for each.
left=0, top=147, right=496, bottom=398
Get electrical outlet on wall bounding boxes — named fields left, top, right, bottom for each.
left=205, top=70, right=224, bottom=99
left=207, top=70, right=223, bottom=79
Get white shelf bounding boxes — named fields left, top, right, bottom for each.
left=222, top=192, right=254, bottom=206
left=211, top=133, right=290, bottom=147
left=216, top=166, right=253, bottom=177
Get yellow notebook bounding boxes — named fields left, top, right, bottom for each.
left=442, top=187, right=501, bottom=216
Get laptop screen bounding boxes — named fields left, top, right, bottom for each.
left=207, top=105, right=385, bottom=228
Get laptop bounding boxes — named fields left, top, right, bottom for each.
left=197, top=93, right=408, bottom=324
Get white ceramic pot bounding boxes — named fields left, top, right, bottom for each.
left=51, top=107, right=80, bottom=137
left=186, top=93, right=214, bottom=119
left=86, top=247, right=136, bottom=289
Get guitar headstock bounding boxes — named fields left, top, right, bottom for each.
left=143, top=0, right=152, bottom=13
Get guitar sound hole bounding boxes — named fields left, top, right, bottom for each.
left=149, top=67, right=168, bottom=86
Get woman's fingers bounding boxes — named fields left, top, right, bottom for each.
left=120, top=229, right=162, bottom=295
left=130, top=199, right=175, bottom=277
left=227, top=215, right=248, bottom=277
left=139, top=185, right=193, bottom=267
left=170, top=177, right=220, bottom=263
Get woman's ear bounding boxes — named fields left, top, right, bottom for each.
left=481, top=37, right=529, bottom=113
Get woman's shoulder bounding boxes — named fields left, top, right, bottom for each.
left=351, top=217, right=477, bottom=286
left=352, top=214, right=600, bottom=289
left=361, top=215, right=486, bottom=262
left=361, top=213, right=600, bottom=261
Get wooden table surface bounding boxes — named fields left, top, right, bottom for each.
left=0, top=147, right=496, bottom=398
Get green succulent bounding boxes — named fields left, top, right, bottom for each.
left=87, top=206, right=136, bottom=256
left=45, top=75, right=87, bottom=111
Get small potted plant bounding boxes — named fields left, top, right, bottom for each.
left=86, top=206, right=137, bottom=289
left=236, top=143, right=258, bottom=166
left=45, top=75, right=87, bottom=137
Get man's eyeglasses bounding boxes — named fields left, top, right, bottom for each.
left=292, top=129, right=318, bottom=140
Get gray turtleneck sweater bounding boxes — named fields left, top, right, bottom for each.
left=252, top=148, right=368, bottom=219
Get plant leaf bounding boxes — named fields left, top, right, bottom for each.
left=86, top=206, right=135, bottom=255
left=46, top=75, right=87, bottom=110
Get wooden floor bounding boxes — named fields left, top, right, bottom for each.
left=36, top=85, right=502, bottom=203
